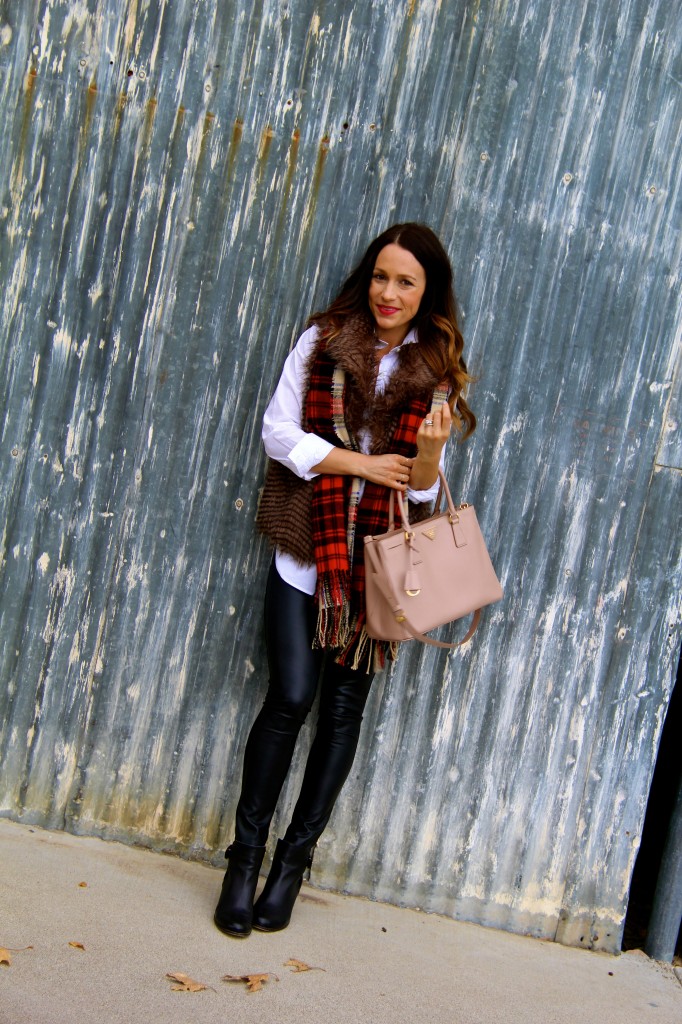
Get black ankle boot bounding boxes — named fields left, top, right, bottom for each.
left=252, top=839, right=315, bottom=932
left=214, top=841, right=266, bottom=938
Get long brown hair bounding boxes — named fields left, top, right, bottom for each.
left=309, top=222, right=475, bottom=438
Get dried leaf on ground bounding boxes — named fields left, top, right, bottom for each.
left=0, top=945, right=33, bottom=967
left=68, top=941, right=86, bottom=951
left=284, top=958, right=325, bottom=973
left=165, top=972, right=209, bottom=993
left=78, top=882, right=88, bottom=888
left=223, top=972, right=277, bottom=993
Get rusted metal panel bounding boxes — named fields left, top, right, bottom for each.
left=0, top=1, right=680, bottom=954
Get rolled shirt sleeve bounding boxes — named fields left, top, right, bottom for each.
left=407, top=454, right=444, bottom=504
left=261, top=326, right=335, bottom=480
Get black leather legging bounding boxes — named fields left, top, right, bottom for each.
left=234, top=561, right=373, bottom=849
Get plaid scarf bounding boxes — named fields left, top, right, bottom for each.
left=304, top=314, right=446, bottom=672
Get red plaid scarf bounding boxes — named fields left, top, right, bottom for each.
left=304, top=314, right=441, bottom=671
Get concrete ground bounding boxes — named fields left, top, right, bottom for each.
left=0, top=818, right=680, bottom=1024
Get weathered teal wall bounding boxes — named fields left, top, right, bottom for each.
left=0, top=1, right=680, bottom=953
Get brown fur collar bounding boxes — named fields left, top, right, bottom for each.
left=308, top=313, right=440, bottom=453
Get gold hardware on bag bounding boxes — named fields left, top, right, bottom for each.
left=405, top=589, right=421, bottom=597
left=404, top=530, right=415, bottom=542
left=422, top=528, right=436, bottom=541
left=395, top=613, right=406, bottom=622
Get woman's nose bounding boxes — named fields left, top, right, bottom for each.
left=381, top=278, right=397, bottom=300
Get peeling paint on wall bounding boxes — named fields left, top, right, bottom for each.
left=0, top=0, right=680, bottom=954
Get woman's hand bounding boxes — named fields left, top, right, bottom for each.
left=410, top=402, right=451, bottom=490
left=360, top=453, right=414, bottom=491
left=416, top=401, right=451, bottom=457
left=311, top=449, right=413, bottom=490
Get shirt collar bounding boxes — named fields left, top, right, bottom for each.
left=374, top=326, right=418, bottom=349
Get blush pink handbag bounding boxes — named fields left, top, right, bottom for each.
left=363, top=470, right=503, bottom=648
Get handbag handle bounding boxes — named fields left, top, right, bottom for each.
left=388, top=468, right=458, bottom=533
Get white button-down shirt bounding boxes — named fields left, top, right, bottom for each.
left=262, top=325, right=444, bottom=594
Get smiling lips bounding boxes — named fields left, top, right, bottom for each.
left=377, top=305, right=399, bottom=315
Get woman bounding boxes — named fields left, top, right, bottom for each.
left=214, top=222, right=475, bottom=938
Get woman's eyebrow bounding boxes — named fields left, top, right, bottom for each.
left=374, top=266, right=417, bottom=281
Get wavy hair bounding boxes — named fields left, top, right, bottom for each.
left=309, top=222, right=475, bottom=438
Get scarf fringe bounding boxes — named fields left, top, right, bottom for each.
left=314, top=570, right=351, bottom=648
left=314, top=602, right=351, bottom=650
left=316, top=612, right=402, bottom=675
left=346, top=627, right=400, bottom=673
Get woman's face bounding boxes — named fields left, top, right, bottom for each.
left=368, top=243, right=426, bottom=346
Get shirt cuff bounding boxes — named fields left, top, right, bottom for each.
left=285, top=434, right=336, bottom=481
left=407, top=479, right=441, bottom=504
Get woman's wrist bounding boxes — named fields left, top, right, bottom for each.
left=311, top=448, right=369, bottom=478
left=409, top=450, right=441, bottom=490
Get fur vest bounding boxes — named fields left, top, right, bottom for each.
left=256, top=313, right=442, bottom=564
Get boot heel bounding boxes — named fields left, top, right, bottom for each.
left=304, top=845, right=315, bottom=881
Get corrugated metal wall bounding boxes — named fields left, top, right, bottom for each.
left=1, top=1, right=680, bottom=953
